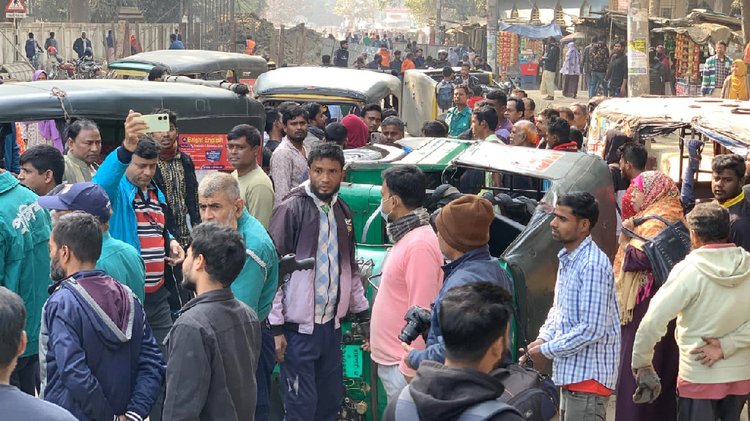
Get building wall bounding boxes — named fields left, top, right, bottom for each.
left=0, top=22, right=174, bottom=66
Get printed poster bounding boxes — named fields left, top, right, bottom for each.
left=179, top=134, right=232, bottom=170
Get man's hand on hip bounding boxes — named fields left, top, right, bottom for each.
left=690, top=336, right=724, bottom=367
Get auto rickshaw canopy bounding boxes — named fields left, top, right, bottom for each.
left=0, top=79, right=265, bottom=125
left=108, top=49, right=268, bottom=80
left=254, top=66, right=402, bottom=104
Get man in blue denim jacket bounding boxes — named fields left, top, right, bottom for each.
left=404, top=195, right=513, bottom=370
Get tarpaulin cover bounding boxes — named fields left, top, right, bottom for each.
left=652, top=23, right=734, bottom=45
left=497, top=22, right=563, bottom=40
left=586, top=97, right=750, bottom=155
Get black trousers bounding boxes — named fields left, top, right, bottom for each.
left=10, top=355, right=39, bottom=395
left=677, top=394, right=747, bottom=421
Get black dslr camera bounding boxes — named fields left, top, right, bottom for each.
left=398, top=305, right=432, bottom=344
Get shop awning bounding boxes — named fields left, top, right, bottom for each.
left=652, top=23, right=737, bottom=45
left=497, top=22, right=563, bottom=39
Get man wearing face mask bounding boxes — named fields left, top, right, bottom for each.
left=384, top=283, right=523, bottom=421
left=268, top=143, right=369, bottom=421
left=370, top=165, right=443, bottom=402
left=404, top=195, right=513, bottom=370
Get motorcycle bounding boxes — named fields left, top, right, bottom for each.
left=73, top=47, right=106, bottom=79
left=74, top=57, right=104, bottom=79
left=48, top=56, right=76, bottom=80
left=46, top=47, right=76, bottom=80
left=497, top=74, right=520, bottom=97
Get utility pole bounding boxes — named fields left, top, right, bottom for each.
left=487, top=0, right=498, bottom=75
left=230, top=0, right=236, bottom=52
left=626, top=0, right=649, bottom=96
left=436, top=0, right=442, bottom=45
left=742, top=0, right=750, bottom=44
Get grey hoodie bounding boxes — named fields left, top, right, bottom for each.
left=383, top=361, right=524, bottom=421
left=633, top=245, right=750, bottom=384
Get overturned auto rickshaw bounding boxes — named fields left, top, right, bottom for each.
left=587, top=96, right=750, bottom=202
left=326, top=138, right=616, bottom=420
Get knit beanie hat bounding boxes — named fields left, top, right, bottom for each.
left=436, top=195, right=494, bottom=252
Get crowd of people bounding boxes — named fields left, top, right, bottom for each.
left=430, top=76, right=589, bottom=160
left=3, top=90, right=750, bottom=421
left=541, top=35, right=750, bottom=101
left=5, top=32, right=750, bottom=421
left=331, top=36, right=492, bottom=76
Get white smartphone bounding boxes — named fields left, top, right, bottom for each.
left=139, top=113, right=170, bottom=133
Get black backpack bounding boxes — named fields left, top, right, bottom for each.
left=493, top=364, right=558, bottom=421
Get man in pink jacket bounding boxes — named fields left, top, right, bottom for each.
left=370, top=165, right=443, bottom=403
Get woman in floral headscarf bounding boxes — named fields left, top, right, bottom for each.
left=614, top=170, right=683, bottom=420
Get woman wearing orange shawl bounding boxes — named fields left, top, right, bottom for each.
left=721, top=59, right=749, bottom=100
left=614, top=171, right=682, bottom=420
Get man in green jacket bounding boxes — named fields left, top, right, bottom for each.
left=197, top=171, right=279, bottom=421
left=0, top=168, right=51, bottom=395
left=38, top=182, right=146, bottom=302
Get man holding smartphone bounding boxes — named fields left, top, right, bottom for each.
left=151, top=109, right=200, bottom=319
left=93, top=110, right=186, bottom=421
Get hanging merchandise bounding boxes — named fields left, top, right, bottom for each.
left=673, top=33, right=705, bottom=96
left=674, top=33, right=701, bottom=81
left=520, top=38, right=545, bottom=58
left=497, top=31, right=520, bottom=70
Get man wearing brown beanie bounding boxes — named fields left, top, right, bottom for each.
left=404, top=194, right=513, bottom=370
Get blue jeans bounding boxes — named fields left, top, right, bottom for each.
left=681, top=137, right=704, bottom=211
left=589, top=71, right=606, bottom=97
left=144, top=287, right=173, bottom=421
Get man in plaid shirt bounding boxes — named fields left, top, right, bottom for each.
left=522, top=192, right=621, bottom=421
left=701, top=41, right=732, bottom=97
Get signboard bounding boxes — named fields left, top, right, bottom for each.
left=5, top=0, right=26, bottom=18
left=5, top=0, right=26, bottom=12
left=179, top=134, right=233, bottom=170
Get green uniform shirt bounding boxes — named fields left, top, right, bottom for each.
left=232, top=209, right=279, bottom=320
left=0, top=171, right=51, bottom=357
left=446, top=106, right=472, bottom=137
left=97, top=231, right=146, bottom=303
